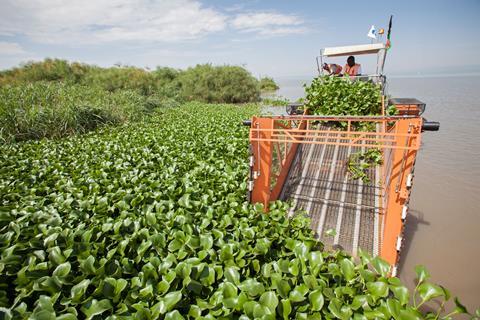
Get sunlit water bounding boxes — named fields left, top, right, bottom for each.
left=273, top=75, right=480, bottom=309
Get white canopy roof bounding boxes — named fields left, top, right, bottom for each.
left=322, top=43, right=386, bottom=57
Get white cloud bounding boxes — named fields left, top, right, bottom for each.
left=0, top=0, right=227, bottom=44
left=231, top=12, right=306, bottom=36
left=0, top=42, right=26, bottom=55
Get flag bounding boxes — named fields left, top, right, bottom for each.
left=386, top=15, right=393, bottom=49
left=367, top=25, right=377, bottom=39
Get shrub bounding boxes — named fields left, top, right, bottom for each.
left=1, top=60, right=263, bottom=104
left=81, top=66, right=158, bottom=96
left=177, top=64, right=260, bottom=103
left=153, top=67, right=181, bottom=87
left=259, top=77, right=279, bottom=91
left=0, top=59, right=91, bottom=86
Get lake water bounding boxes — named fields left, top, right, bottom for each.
left=275, top=75, right=480, bottom=310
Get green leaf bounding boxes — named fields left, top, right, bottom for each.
left=49, top=246, right=66, bottom=265
left=188, top=305, right=202, bottom=318
left=371, top=257, right=390, bottom=277
left=224, top=267, right=240, bottom=285
left=280, top=299, right=292, bottom=320
left=53, top=262, right=71, bottom=278
left=168, top=239, right=183, bottom=252
left=289, top=284, right=308, bottom=302
left=328, top=298, right=352, bottom=320
left=80, top=256, right=96, bottom=275
left=308, top=251, right=324, bottom=267
left=398, top=308, right=423, bottom=320
left=386, top=298, right=401, bottom=319
left=199, top=234, right=213, bottom=250
left=165, top=310, right=185, bottom=320
left=440, top=285, right=451, bottom=301
left=274, top=279, right=291, bottom=299
left=32, top=295, right=56, bottom=320
left=178, top=193, right=191, bottom=208
left=453, top=297, right=469, bottom=314
left=418, top=283, right=444, bottom=303
left=56, top=313, right=77, bottom=320
left=390, top=285, right=409, bottom=306
left=243, top=301, right=260, bottom=317
left=325, top=228, right=336, bottom=237
left=81, top=299, right=112, bottom=319
left=238, top=279, right=265, bottom=297
left=414, top=265, right=430, bottom=284
left=162, top=291, right=182, bottom=311
left=293, top=242, right=309, bottom=259
left=222, top=282, right=238, bottom=299
left=259, top=291, right=278, bottom=313
left=309, top=289, right=324, bottom=311
left=351, top=295, right=369, bottom=310
left=71, top=279, right=91, bottom=303
left=340, top=258, right=355, bottom=281
left=367, top=281, right=389, bottom=299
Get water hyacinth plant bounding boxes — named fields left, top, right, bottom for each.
left=304, top=76, right=382, bottom=117
left=1, top=104, right=477, bottom=319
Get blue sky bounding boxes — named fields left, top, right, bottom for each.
left=0, top=0, right=478, bottom=77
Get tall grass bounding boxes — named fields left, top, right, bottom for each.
left=0, top=82, right=148, bottom=143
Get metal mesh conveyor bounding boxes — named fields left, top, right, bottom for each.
left=280, top=127, right=383, bottom=257
left=247, top=110, right=435, bottom=267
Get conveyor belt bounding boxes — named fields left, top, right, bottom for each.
left=280, top=127, right=383, bottom=256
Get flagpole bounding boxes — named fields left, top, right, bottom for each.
left=380, top=15, right=393, bottom=75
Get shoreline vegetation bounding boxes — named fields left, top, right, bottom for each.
left=0, top=59, right=280, bottom=143
left=0, top=59, right=478, bottom=319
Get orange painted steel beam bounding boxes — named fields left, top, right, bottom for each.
left=251, top=127, right=420, bottom=138
left=251, top=117, right=274, bottom=209
left=270, top=120, right=307, bottom=201
left=250, top=138, right=419, bottom=151
left=379, top=118, right=422, bottom=266
left=396, top=104, right=422, bottom=117
left=252, top=115, right=418, bottom=121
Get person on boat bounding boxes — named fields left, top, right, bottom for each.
left=344, top=56, right=362, bottom=76
left=323, top=63, right=343, bottom=76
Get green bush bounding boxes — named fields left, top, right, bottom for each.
left=153, top=67, right=181, bottom=87
left=0, top=59, right=90, bottom=86
left=1, top=104, right=476, bottom=319
left=1, top=60, right=264, bottom=105
left=259, top=77, right=279, bottom=91
left=0, top=82, right=147, bottom=142
left=305, top=76, right=382, bottom=116
left=177, top=64, right=260, bottom=103
left=81, top=66, right=158, bottom=96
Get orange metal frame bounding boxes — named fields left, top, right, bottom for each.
left=247, top=106, right=423, bottom=268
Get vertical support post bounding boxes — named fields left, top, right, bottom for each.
left=251, top=117, right=274, bottom=209
left=380, top=118, right=421, bottom=266
left=381, top=95, right=385, bottom=116
left=270, top=119, right=307, bottom=201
